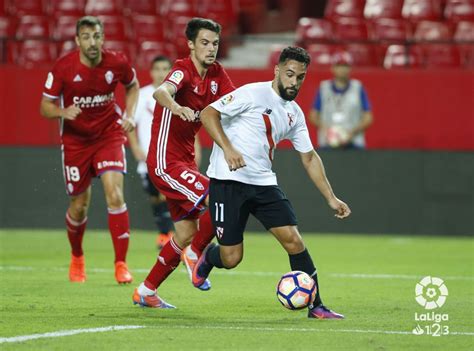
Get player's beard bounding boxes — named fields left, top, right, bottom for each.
left=277, top=78, right=299, bottom=101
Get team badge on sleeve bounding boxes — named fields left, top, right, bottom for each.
left=105, top=70, right=114, bottom=84
left=220, top=94, right=234, bottom=106
left=169, top=70, right=184, bottom=85
left=45, top=72, right=53, bottom=89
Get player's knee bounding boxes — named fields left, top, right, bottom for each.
left=105, top=187, right=124, bottom=208
left=221, top=251, right=242, bottom=269
left=69, top=202, right=88, bottom=220
left=282, top=230, right=305, bottom=254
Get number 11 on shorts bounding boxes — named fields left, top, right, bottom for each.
left=215, top=202, right=224, bottom=222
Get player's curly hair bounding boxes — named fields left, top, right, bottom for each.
left=76, top=16, right=104, bottom=36
left=185, top=18, right=221, bottom=42
left=279, top=47, right=311, bottom=67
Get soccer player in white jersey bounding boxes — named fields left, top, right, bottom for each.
left=127, top=56, right=175, bottom=248
left=193, top=46, right=351, bottom=319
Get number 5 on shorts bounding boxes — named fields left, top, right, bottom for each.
left=180, top=170, right=196, bottom=184
left=215, top=202, right=224, bottom=223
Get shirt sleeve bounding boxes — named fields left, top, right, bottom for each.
left=43, top=63, right=63, bottom=99
left=162, top=63, right=190, bottom=93
left=287, top=109, right=314, bottom=153
left=209, top=86, right=252, bottom=120
left=313, top=89, right=322, bottom=111
left=218, top=67, right=236, bottom=97
left=360, top=86, right=371, bottom=112
left=119, top=54, right=136, bottom=86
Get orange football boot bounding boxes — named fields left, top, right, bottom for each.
left=132, top=288, right=176, bottom=308
left=115, top=261, right=133, bottom=284
left=69, top=255, right=86, bottom=283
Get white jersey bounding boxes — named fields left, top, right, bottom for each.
left=207, top=81, right=314, bottom=186
left=134, top=84, right=157, bottom=174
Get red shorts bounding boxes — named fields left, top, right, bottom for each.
left=62, top=135, right=127, bottom=196
left=148, top=162, right=209, bottom=222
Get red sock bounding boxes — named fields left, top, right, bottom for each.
left=66, top=212, right=87, bottom=257
left=145, top=238, right=182, bottom=290
left=108, top=204, right=130, bottom=263
left=190, top=210, right=214, bottom=256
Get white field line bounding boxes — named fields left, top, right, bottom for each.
left=1, top=265, right=473, bottom=281
left=0, top=325, right=144, bottom=344
left=1, top=324, right=472, bottom=344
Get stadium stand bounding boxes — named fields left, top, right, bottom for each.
left=364, top=0, right=404, bottom=19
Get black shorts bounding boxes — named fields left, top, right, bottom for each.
left=209, top=178, right=298, bottom=246
left=140, top=172, right=160, bottom=197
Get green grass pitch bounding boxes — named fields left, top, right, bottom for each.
left=0, top=229, right=473, bottom=350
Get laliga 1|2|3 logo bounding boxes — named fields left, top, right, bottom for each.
left=412, top=276, right=449, bottom=336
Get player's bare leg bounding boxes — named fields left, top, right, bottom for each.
left=270, top=226, right=344, bottom=319
left=101, top=171, right=133, bottom=284
left=67, top=186, right=91, bottom=283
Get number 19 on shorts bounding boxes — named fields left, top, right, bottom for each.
left=214, top=202, right=224, bottom=223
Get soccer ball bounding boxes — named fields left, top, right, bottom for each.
left=326, top=125, right=350, bottom=148
left=276, top=271, right=317, bottom=310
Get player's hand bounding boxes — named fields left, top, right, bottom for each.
left=328, top=197, right=351, bottom=219
left=61, top=105, right=82, bottom=120
left=224, top=146, right=246, bottom=171
left=174, top=106, right=196, bottom=122
left=122, top=117, right=136, bottom=132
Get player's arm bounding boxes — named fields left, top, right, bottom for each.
left=299, top=150, right=351, bottom=219
left=127, top=129, right=146, bottom=162
left=122, top=79, right=140, bottom=132
left=194, top=134, right=202, bottom=168
left=153, top=83, right=195, bottom=122
left=39, top=97, right=81, bottom=120
left=200, top=106, right=246, bottom=171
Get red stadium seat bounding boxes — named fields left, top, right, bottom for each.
left=50, top=0, right=86, bottom=16
left=454, top=20, right=474, bottom=40
left=444, top=0, right=474, bottom=22
left=459, top=43, right=474, bottom=67
left=97, top=16, right=130, bottom=41
left=383, top=44, right=424, bottom=68
left=306, top=44, right=337, bottom=67
left=343, top=43, right=380, bottom=66
left=414, top=20, right=453, bottom=41
left=0, top=0, right=6, bottom=15
left=136, top=41, right=177, bottom=69
left=16, top=16, right=51, bottom=39
left=168, top=16, right=194, bottom=58
left=131, top=15, right=166, bottom=44
left=0, top=15, right=16, bottom=38
left=370, top=18, right=412, bottom=42
left=325, top=0, right=365, bottom=19
left=268, top=44, right=287, bottom=67
left=124, top=0, right=158, bottom=15
left=53, top=16, right=81, bottom=41
left=364, top=0, right=404, bottom=19
left=416, top=43, right=462, bottom=66
left=333, top=18, right=369, bottom=41
left=58, top=40, right=76, bottom=57
left=402, top=0, right=443, bottom=21
left=8, top=0, right=46, bottom=15
left=12, top=40, right=57, bottom=67
left=161, top=0, right=197, bottom=17
left=85, top=0, right=123, bottom=15
left=296, top=18, right=333, bottom=46
left=102, top=40, right=135, bottom=61
left=198, top=0, right=238, bottom=26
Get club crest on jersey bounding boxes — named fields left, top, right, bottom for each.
left=220, top=94, right=234, bottom=106
left=287, top=112, right=295, bottom=126
left=45, top=72, right=53, bottom=89
left=216, top=227, right=224, bottom=239
left=210, top=81, right=218, bottom=95
left=169, top=70, right=184, bottom=85
left=195, top=181, right=204, bottom=190
left=105, top=70, right=114, bottom=84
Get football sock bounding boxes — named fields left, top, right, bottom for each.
left=289, top=249, right=322, bottom=307
left=66, top=212, right=87, bottom=257
left=108, top=204, right=130, bottom=263
left=152, top=201, right=173, bottom=234
left=190, top=210, right=214, bottom=256
left=206, top=244, right=225, bottom=269
left=144, top=237, right=182, bottom=290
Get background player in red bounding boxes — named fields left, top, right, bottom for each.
left=133, top=18, right=235, bottom=308
left=39, top=16, right=139, bottom=284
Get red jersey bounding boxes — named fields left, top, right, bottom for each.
left=148, top=57, right=235, bottom=171
left=43, top=49, right=136, bottom=145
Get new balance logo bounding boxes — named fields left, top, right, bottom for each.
left=73, top=74, right=82, bottom=82
left=117, top=232, right=130, bottom=240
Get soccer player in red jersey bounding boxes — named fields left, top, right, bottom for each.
left=40, top=16, right=139, bottom=284
left=133, top=18, right=235, bottom=308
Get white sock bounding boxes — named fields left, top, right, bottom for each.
left=137, top=282, right=155, bottom=296
left=185, top=246, right=198, bottom=260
